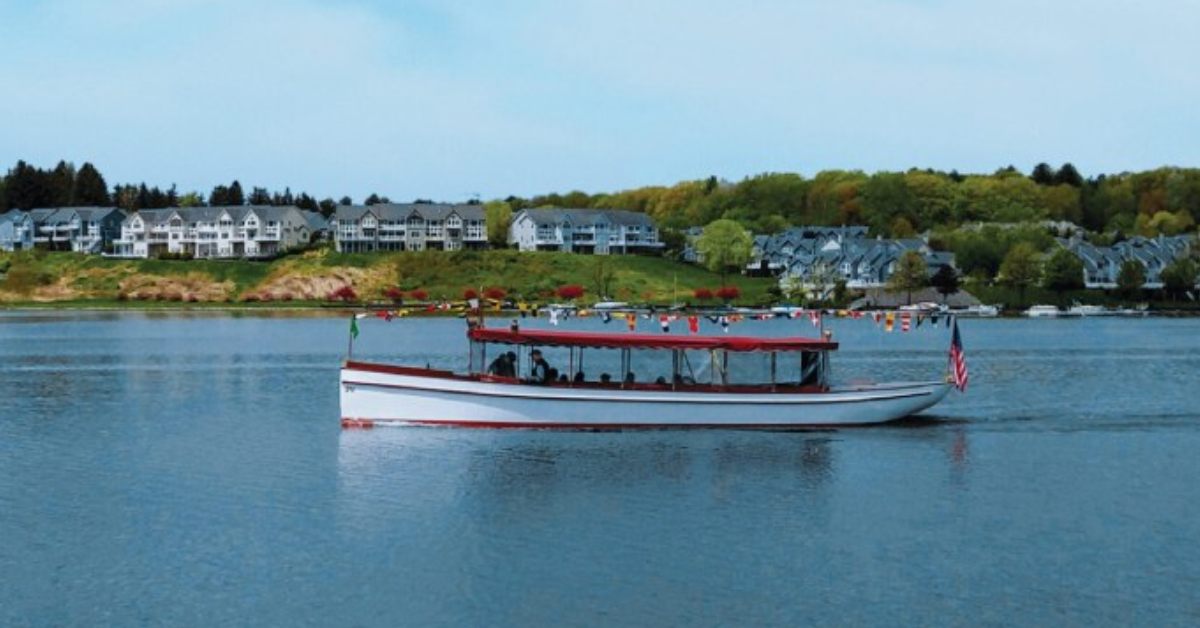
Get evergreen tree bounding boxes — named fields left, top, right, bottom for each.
left=1030, top=162, right=1055, bottom=185
left=295, top=193, right=318, bottom=212
left=320, top=198, right=338, bottom=216
left=338, top=195, right=352, bottom=206
left=166, top=184, right=178, bottom=207
left=248, top=186, right=272, bottom=205
left=6, top=160, right=54, bottom=209
left=72, top=162, right=110, bottom=206
left=1055, top=163, right=1083, bottom=187
left=49, top=160, right=76, bottom=205
left=365, top=193, right=382, bottom=205
left=209, top=185, right=230, bottom=206
left=228, top=180, right=245, bottom=205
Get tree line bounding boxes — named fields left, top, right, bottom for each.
left=0, top=160, right=404, bottom=217
left=504, top=163, right=1200, bottom=239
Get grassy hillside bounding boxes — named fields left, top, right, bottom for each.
left=0, top=248, right=775, bottom=306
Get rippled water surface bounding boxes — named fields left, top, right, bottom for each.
left=2, top=312, right=1199, bottom=626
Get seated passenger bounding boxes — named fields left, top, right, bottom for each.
left=573, top=371, right=585, bottom=383
left=557, top=373, right=568, bottom=383
left=486, top=351, right=517, bottom=377
left=529, top=349, right=551, bottom=384
left=599, top=373, right=612, bottom=384
left=624, top=371, right=636, bottom=384
left=655, top=376, right=667, bottom=385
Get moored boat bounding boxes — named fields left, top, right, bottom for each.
left=1024, top=304, right=1061, bottom=317
left=340, top=325, right=957, bottom=429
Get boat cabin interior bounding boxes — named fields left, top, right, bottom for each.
left=465, top=328, right=836, bottom=393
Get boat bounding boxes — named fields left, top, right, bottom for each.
left=592, top=301, right=630, bottom=310
left=339, top=326, right=955, bottom=429
left=952, top=304, right=1000, bottom=318
left=1065, top=303, right=1110, bottom=317
left=1024, top=305, right=1061, bottom=317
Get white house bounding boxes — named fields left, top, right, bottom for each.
left=333, top=203, right=487, bottom=253
left=110, top=205, right=314, bottom=259
left=508, top=208, right=663, bottom=254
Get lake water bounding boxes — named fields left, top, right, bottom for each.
left=2, top=312, right=1198, bottom=626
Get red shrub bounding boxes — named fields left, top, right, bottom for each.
left=693, top=287, right=714, bottom=300
left=409, top=289, right=428, bottom=301
left=484, top=287, right=507, bottom=300
left=715, top=286, right=740, bottom=301
left=384, top=286, right=404, bottom=302
left=556, top=284, right=585, bottom=300
left=463, top=288, right=479, bottom=300
left=329, top=285, right=358, bottom=302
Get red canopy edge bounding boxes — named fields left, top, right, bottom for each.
left=468, top=328, right=837, bottom=352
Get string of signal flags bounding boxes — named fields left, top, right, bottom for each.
left=363, top=300, right=960, bottom=335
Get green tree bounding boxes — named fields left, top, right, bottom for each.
left=483, top=200, right=513, bottom=247
left=1160, top=258, right=1198, bottom=300
left=178, top=192, right=205, bottom=207
left=228, top=180, right=245, bottom=205
left=1116, top=260, right=1146, bottom=299
left=248, top=187, right=272, bottom=205
left=999, top=243, right=1042, bottom=307
left=887, top=250, right=928, bottom=305
left=72, top=162, right=109, bottom=206
left=930, top=264, right=960, bottom=302
left=1041, top=247, right=1084, bottom=299
left=695, top=218, right=752, bottom=284
left=1030, top=162, right=1056, bottom=185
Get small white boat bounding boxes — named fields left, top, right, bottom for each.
left=953, top=304, right=1000, bottom=318
left=592, top=301, right=630, bottom=310
left=1066, top=303, right=1110, bottom=317
left=340, top=326, right=955, bottom=429
left=1024, top=305, right=1061, bottom=318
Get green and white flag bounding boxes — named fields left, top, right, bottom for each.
left=349, top=315, right=359, bottom=339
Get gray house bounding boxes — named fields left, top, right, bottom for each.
left=21, top=207, right=126, bottom=253
left=509, top=208, right=662, bottom=254
left=0, top=210, right=36, bottom=251
left=1061, top=235, right=1192, bottom=289
left=333, top=204, right=486, bottom=253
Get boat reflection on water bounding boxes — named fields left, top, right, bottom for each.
left=334, top=420, right=973, bottom=530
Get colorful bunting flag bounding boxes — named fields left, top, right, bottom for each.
left=659, top=314, right=670, bottom=333
left=687, top=315, right=699, bottom=334
left=884, top=312, right=895, bottom=332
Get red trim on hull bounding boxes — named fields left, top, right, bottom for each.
left=341, top=377, right=934, bottom=405
left=341, top=417, right=889, bottom=430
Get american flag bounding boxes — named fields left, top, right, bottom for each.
left=949, top=319, right=969, bottom=392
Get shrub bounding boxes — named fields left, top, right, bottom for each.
left=463, top=288, right=479, bottom=300
left=556, top=284, right=585, bottom=300
left=693, top=287, right=714, bottom=300
left=409, top=289, right=428, bottom=301
left=484, top=287, right=507, bottom=300
left=384, top=286, right=404, bottom=302
left=715, top=286, right=740, bottom=301
left=330, top=285, right=358, bottom=302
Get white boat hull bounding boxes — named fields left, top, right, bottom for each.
left=340, top=363, right=953, bottom=429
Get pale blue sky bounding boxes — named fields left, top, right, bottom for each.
left=2, top=0, right=1197, bottom=201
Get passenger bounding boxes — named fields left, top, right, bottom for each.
left=654, top=376, right=667, bottom=385
left=529, top=349, right=551, bottom=384
left=557, top=373, right=569, bottom=383
left=486, top=351, right=517, bottom=377
left=573, top=371, right=585, bottom=383
left=599, top=373, right=612, bottom=384
left=624, top=371, right=636, bottom=384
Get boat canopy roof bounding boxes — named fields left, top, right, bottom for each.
left=468, top=328, right=837, bottom=352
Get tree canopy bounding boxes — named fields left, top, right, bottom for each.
left=1041, top=247, right=1085, bottom=295
left=695, top=219, right=752, bottom=284
left=999, top=242, right=1043, bottom=306
left=887, top=251, right=928, bottom=304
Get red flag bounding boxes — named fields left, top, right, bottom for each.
left=809, top=310, right=821, bottom=328
left=949, top=319, right=969, bottom=392
left=900, top=312, right=911, bottom=332
left=687, top=315, right=699, bottom=334
left=627, top=314, right=637, bottom=331
left=659, top=314, right=670, bottom=333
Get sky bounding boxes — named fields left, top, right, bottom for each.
left=2, top=0, right=1198, bottom=202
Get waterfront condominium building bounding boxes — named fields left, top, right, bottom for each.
left=508, top=208, right=663, bottom=254
left=332, top=204, right=487, bottom=253
left=110, top=205, right=318, bottom=259
left=5, top=207, right=127, bottom=253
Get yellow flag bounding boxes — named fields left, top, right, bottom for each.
left=884, top=312, right=895, bottom=332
